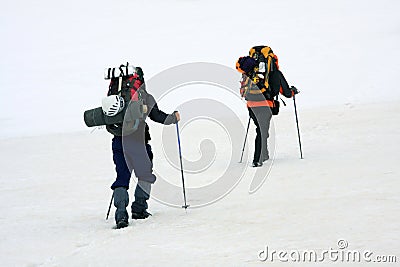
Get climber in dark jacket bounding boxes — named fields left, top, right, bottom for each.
left=109, top=71, right=180, bottom=229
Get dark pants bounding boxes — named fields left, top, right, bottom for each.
left=110, top=135, right=154, bottom=190
left=249, top=106, right=272, bottom=163
left=111, top=126, right=155, bottom=213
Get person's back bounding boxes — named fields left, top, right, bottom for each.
left=111, top=68, right=180, bottom=228
left=236, top=46, right=298, bottom=167
left=84, top=63, right=180, bottom=228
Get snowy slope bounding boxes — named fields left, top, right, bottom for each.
left=0, top=101, right=399, bottom=266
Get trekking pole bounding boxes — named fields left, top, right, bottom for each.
left=239, top=117, right=251, bottom=163
left=293, top=93, right=303, bottom=159
left=106, top=191, right=114, bottom=220
left=176, top=122, right=189, bottom=209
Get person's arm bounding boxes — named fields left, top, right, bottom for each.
left=147, top=94, right=179, bottom=125
left=269, top=70, right=293, bottom=98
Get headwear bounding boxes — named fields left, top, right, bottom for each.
left=236, top=56, right=257, bottom=74
left=102, top=95, right=125, bottom=116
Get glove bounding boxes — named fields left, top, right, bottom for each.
left=174, top=111, right=180, bottom=123
left=290, top=86, right=300, bottom=95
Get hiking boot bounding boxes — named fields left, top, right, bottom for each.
left=116, top=217, right=129, bottom=229
left=131, top=210, right=152, bottom=220
left=114, top=187, right=129, bottom=229
left=252, top=161, right=263, bottom=167
left=131, top=180, right=152, bottom=220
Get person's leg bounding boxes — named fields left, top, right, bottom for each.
left=255, top=106, right=272, bottom=162
left=250, top=107, right=272, bottom=165
left=113, top=187, right=129, bottom=228
left=131, top=180, right=152, bottom=219
left=249, top=108, right=262, bottom=164
left=131, top=143, right=153, bottom=219
left=265, top=109, right=272, bottom=160
left=123, top=130, right=156, bottom=219
left=260, top=107, right=272, bottom=161
left=111, top=136, right=131, bottom=190
left=110, top=136, right=131, bottom=228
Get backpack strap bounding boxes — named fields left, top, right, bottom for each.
left=249, top=46, right=276, bottom=90
left=260, top=46, right=274, bottom=88
left=117, top=77, right=123, bottom=95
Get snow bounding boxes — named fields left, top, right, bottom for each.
left=1, top=0, right=400, bottom=266
left=1, top=101, right=399, bottom=266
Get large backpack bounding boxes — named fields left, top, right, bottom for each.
left=249, top=45, right=280, bottom=98
left=107, top=67, right=143, bottom=104
left=83, top=63, right=147, bottom=136
left=106, top=63, right=147, bottom=135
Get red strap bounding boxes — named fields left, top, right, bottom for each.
left=129, top=74, right=142, bottom=100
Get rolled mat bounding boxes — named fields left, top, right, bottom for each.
left=84, top=107, right=124, bottom=127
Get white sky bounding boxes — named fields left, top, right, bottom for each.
left=0, top=0, right=399, bottom=138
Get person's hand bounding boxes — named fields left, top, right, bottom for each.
left=290, top=86, right=300, bottom=95
left=174, top=111, right=180, bottom=122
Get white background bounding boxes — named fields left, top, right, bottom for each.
left=1, top=0, right=399, bottom=138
